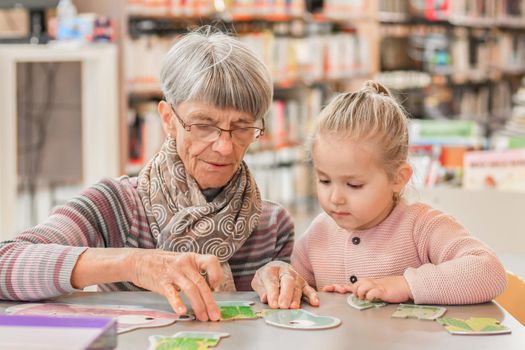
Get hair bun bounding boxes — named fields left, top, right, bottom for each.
left=363, top=80, right=391, bottom=97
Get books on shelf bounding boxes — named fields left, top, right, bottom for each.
left=126, top=0, right=307, bottom=18
left=125, top=35, right=180, bottom=94
left=376, top=70, right=431, bottom=90
left=125, top=26, right=371, bottom=94
left=321, top=0, right=368, bottom=20
left=127, top=102, right=164, bottom=174
left=408, top=119, right=484, bottom=187
left=245, top=146, right=315, bottom=208
left=463, top=148, right=525, bottom=191
left=380, top=0, right=525, bottom=26
left=493, top=77, right=525, bottom=146
left=494, top=32, right=525, bottom=73
left=409, top=119, right=484, bottom=146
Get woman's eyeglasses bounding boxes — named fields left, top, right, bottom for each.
left=170, top=105, right=265, bottom=146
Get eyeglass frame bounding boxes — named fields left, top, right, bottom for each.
left=169, top=103, right=265, bottom=145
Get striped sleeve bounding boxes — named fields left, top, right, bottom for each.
left=0, top=177, right=136, bottom=301
left=229, top=200, right=294, bottom=291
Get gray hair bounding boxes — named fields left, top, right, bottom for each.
left=160, top=26, right=273, bottom=121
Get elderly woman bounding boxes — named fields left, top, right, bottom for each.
left=0, top=27, right=319, bottom=321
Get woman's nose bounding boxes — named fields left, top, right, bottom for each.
left=211, top=131, right=234, bottom=155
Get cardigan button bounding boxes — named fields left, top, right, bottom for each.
left=349, top=275, right=358, bottom=284
left=352, top=236, right=361, bottom=245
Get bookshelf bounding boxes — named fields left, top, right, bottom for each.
left=375, top=0, right=525, bottom=191
left=377, top=0, right=525, bottom=121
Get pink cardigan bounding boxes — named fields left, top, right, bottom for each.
left=292, top=201, right=506, bottom=304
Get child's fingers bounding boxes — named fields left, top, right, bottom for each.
left=365, top=288, right=382, bottom=302
left=322, top=285, right=336, bottom=292
left=334, top=284, right=349, bottom=294
left=355, top=280, right=375, bottom=299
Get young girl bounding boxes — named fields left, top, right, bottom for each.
left=291, top=81, right=507, bottom=305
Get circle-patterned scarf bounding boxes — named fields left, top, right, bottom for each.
left=137, top=137, right=262, bottom=291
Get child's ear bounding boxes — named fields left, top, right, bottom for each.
left=158, top=101, right=177, bottom=138
left=392, top=162, right=413, bottom=192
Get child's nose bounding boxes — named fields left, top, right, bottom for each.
left=330, top=188, right=346, bottom=205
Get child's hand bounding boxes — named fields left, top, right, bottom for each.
left=349, top=276, right=413, bottom=303
left=322, top=284, right=353, bottom=294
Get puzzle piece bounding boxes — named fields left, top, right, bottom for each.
left=436, top=317, right=511, bottom=335
left=148, top=331, right=229, bottom=350
left=347, top=295, right=387, bottom=310
left=262, top=309, right=341, bottom=330
left=6, top=303, right=192, bottom=334
left=215, top=301, right=259, bottom=321
left=391, top=304, right=446, bottom=320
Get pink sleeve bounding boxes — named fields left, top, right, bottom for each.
left=404, top=208, right=507, bottom=304
left=291, top=232, right=316, bottom=288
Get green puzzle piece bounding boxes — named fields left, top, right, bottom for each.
left=436, top=317, right=511, bottom=335
left=391, top=304, right=447, bottom=320
left=216, top=301, right=259, bottom=321
left=219, top=305, right=258, bottom=320
left=148, top=331, right=229, bottom=350
left=347, top=295, right=387, bottom=310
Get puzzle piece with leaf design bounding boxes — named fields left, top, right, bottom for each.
left=347, top=295, right=387, bottom=310
left=436, top=317, right=511, bottom=335
left=391, top=304, right=446, bottom=320
left=216, top=301, right=259, bottom=321
left=148, top=331, right=229, bottom=350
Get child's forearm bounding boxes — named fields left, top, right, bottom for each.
left=403, top=254, right=506, bottom=304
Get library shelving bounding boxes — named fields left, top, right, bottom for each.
left=377, top=0, right=525, bottom=123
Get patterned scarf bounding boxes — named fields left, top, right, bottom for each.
left=137, top=137, right=262, bottom=291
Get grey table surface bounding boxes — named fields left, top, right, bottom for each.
left=1, top=291, right=524, bottom=350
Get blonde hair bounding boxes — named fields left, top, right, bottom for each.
left=311, top=81, right=409, bottom=179
left=160, top=26, right=273, bottom=121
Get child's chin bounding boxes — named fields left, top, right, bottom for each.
left=332, top=218, right=358, bottom=231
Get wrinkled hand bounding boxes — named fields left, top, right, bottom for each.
left=251, top=261, right=319, bottom=309
left=322, top=276, right=413, bottom=303
left=130, top=250, right=223, bottom=321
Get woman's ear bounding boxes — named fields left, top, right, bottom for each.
left=393, top=162, right=413, bottom=192
left=158, top=101, right=176, bottom=138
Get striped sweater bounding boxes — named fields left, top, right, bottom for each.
left=292, top=201, right=507, bottom=305
left=0, top=176, right=294, bottom=300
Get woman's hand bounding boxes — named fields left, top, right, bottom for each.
left=251, top=261, right=319, bottom=309
left=130, top=250, right=223, bottom=321
left=323, top=276, right=413, bottom=303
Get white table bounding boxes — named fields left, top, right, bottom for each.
left=2, top=291, right=523, bottom=350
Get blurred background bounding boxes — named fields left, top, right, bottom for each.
left=1, top=0, right=524, bottom=276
